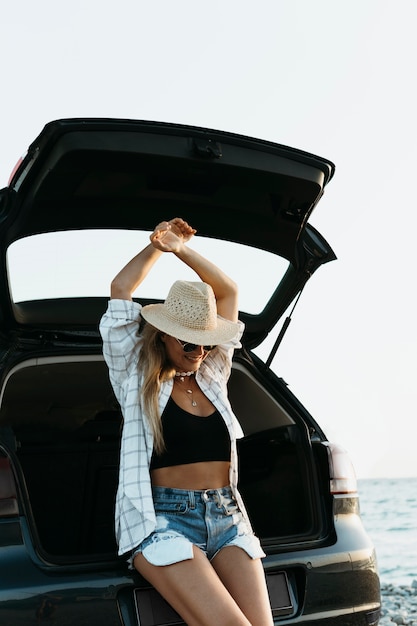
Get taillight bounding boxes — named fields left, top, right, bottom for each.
left=325, top=442, right=358, bottom=495
left=0, top=456, right=19, bottom=517
left=7, top=156, right=24, bottom=186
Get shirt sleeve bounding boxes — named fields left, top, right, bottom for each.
left=99, top=299, right=143, bottom=403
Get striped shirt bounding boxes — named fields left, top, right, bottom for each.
left=99, top=298, right=250, bottom=557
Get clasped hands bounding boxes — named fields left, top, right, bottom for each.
left=150, top=218, right=196, bottom=253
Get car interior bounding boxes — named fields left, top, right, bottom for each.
left=0, top=355, right=327, bottom=563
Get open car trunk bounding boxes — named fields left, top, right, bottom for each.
left=0, top=354, right=331, bottom=563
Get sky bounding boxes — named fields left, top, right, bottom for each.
left=1, top=1, right=417, bottom=479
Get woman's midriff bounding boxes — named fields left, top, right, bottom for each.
left=151, top=461, right=230, bottom=489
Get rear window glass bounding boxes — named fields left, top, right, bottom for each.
left=6, top=229, right=289, bottom=315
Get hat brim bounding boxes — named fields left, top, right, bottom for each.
left=141, top=303, right=240, bottom=345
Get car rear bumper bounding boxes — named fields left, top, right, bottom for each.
left=0, top=515, right=380, bottom=626
left=0, top=510, right=380, bottom=626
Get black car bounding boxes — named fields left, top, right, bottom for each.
left=0, top=119, right=380, bottom=625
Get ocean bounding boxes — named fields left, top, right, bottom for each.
left=357, top=477, right=417, bottom=587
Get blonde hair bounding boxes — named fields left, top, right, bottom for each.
left=139, top=323, right=175, bottom=454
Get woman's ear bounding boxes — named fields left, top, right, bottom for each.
left=159, top=333, right=167, bottom=343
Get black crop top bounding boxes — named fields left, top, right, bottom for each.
left=150, top=397, right=231, bottom=470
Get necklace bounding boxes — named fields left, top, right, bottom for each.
left=174, top=373, right=198, bottom=406
left=175, top=371, right=193, bottom=382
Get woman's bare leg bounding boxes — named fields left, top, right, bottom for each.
left=134, top=545, right=252, bottom=626
left=212, top=546, right=274, bottom=626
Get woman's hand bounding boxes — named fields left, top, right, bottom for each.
left=150, top=218, right=196, bottom=252
left=110, top=218, right=196, bottom=299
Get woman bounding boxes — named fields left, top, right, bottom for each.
left=100, top=218, right=273, bottom=626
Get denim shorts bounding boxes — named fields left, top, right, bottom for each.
left=131, top=486, right=265, bottom=566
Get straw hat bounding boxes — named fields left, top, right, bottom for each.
left=141, top=280, right=240, bottom=345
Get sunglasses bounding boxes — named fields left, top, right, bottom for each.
left=174, top=338, right=216, bottom=353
